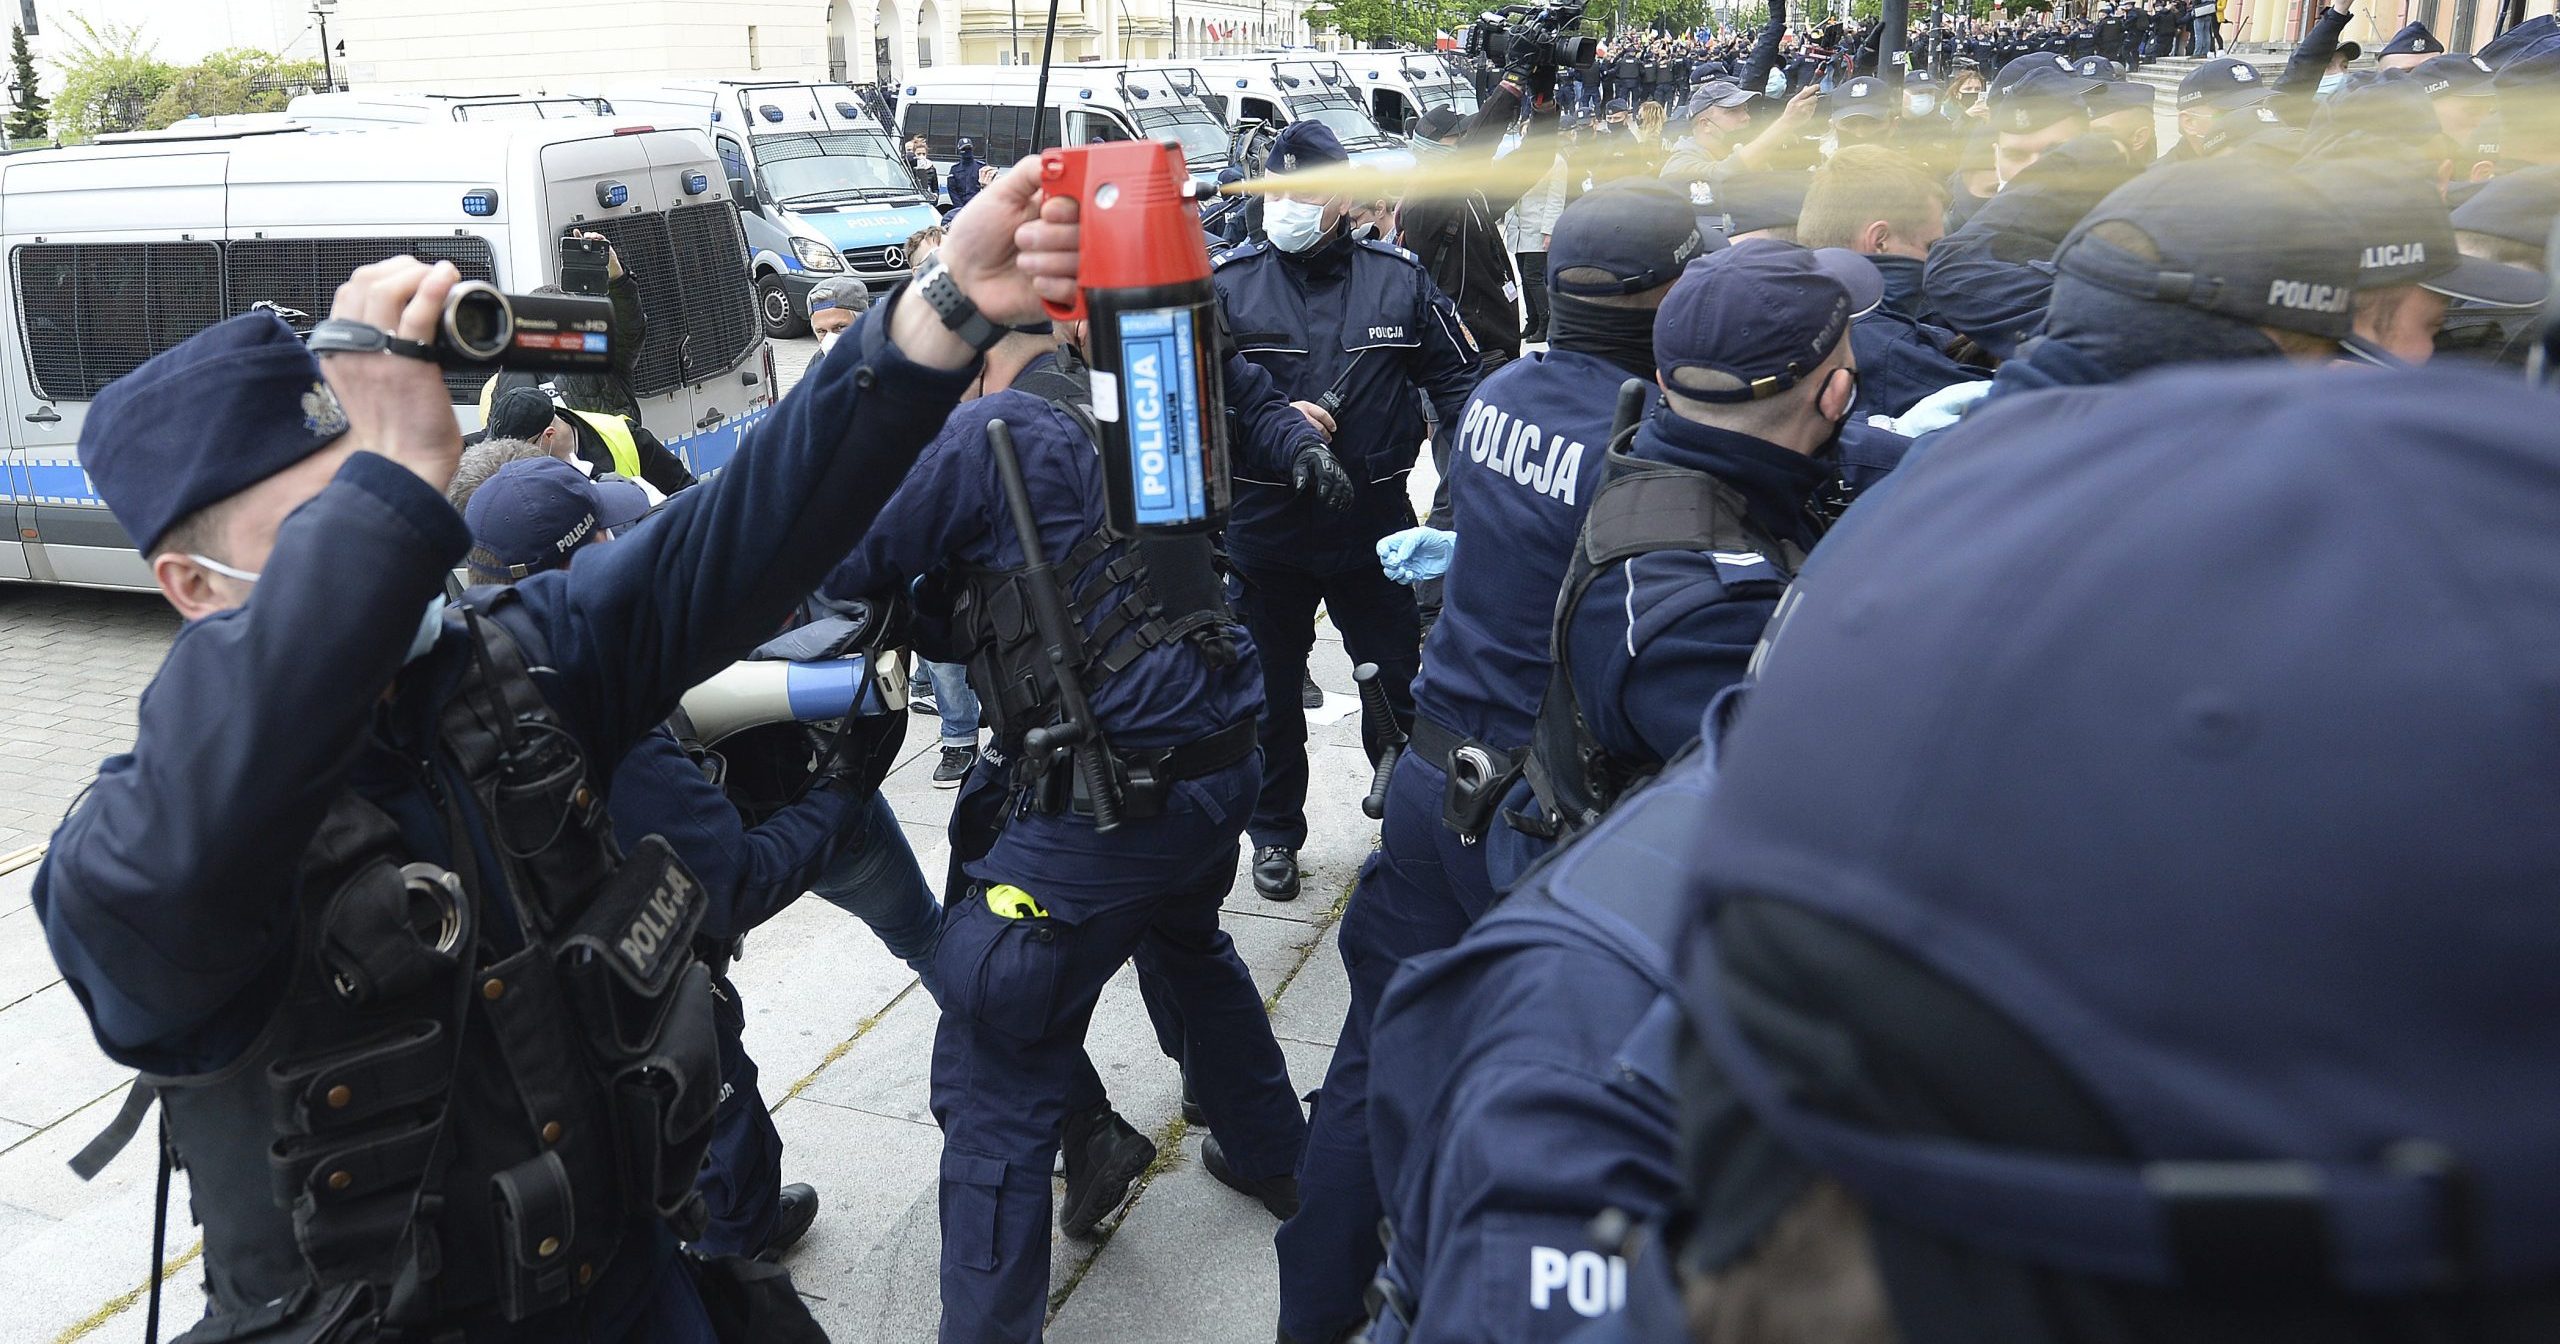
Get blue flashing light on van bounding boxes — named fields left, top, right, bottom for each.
left=462, top=188, right=498, bottom=216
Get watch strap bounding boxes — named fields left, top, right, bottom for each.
left=916, top=258, right=1006, bottom=354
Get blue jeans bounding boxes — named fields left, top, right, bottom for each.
left=921, top=658, right=981, bottom=745
left=813, top=791, right=944, bottom=993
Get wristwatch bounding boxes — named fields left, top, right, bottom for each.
left=913, top=256, right=1006, bottom=354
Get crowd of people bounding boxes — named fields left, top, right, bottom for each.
left=24, top=3, right=2560, bottom=1343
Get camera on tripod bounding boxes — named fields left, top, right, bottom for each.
left=1463, top=0, right=1599, bottom=78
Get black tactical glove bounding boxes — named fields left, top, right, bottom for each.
left=1293, top=444, right=1357, bottom=513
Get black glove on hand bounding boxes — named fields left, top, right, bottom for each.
left=1293, top=445, right=1357, bottom=513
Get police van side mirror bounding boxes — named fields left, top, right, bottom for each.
left=729, top=176, right=754, bottom=203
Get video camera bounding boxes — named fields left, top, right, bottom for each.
left=1464, top=0, right=1600, bottom=79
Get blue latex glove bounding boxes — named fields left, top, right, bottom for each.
left=1377, top=526, right=1457, bottom=585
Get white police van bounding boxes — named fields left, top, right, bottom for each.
left=0, top=120, right=774, bottom=589
left=601, top=81, right=940, bottom=336
left=1333, top=50, right=1480, bottom=134
left=1145, top=55, right=1417, bottom=171
left=896, top=64, right=1232, bottom=188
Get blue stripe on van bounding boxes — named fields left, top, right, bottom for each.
left=10, top=459, right=98, bottom=505
left=666, top=402, right=774, bottom=478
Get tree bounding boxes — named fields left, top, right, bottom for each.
left=142, top=47, right=325, bottom=129
left=7, top=26, right=46, bottom=142
left=1305, top=0, right=1473, bottom=49
left=51, top=15, right=173, bottom=140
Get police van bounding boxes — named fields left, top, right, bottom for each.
left=0, top=120, right=774, bottom=589
left=896, top=64, right=1232, bottom=188
left=1333, top=50, right=1480, bottom=133
left=1146, top=55, right=1416, bottom=170
left=601, top=81, right=939, bottom=336
left=283, top=90, right=617, bottom=129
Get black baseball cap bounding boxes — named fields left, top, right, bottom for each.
left=1830, top=76, right=1893, bottom=122
left=1655, top=245, right=1856, bottom=401
left=2176, top=56, right=2273, bottom=109
left=486, top=385, right=566, bottom=442
left=1988, top=51, right=2087, bottom=95
left=1548, top=180, right=1711, bottom=297
left=2327, top=162, right=2551, bottom=306
left=1991, top=67, right=2090, bottom=133
left=2053, top=160, right=2361, bottom=340
left=1804, top=244, right=1887, bottom=318
left=1717, top=172, right=1812, bottom=236
left=2451, top=162, right=2560, bottom=247
left=2085, top=80, right=2157, bottom=117
left=2415, top=52, right=2498, bottom=97
left=2070, top=55, right=2124, bottom=81
left=2336, top=39, right=2364, bottom=62
left=464, top=456, right=649, bottom=583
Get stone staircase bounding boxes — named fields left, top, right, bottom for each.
left=2123, top=43, right=2299, bottom=102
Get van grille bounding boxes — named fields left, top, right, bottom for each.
left=226, top=236, right=500, bottom=400
left=15, top=242, right=225, bottom=402
left=842, top=244, right=910, bottom=276
left=580, top=204, right=758, bottom=397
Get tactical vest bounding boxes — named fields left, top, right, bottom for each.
left=1520, top=447, right=1802, bottom=848
left=76, top=595, right=720, bottom=1339
left=947, top=365, right=1246, bottom=810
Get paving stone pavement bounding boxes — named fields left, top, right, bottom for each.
left=0, top=334, right=1416, bottom=1343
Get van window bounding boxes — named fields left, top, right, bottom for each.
left=227, top=237, right=500, bottom=400
left=903, top=102, right=1062, bottom=166
left=15, top=242, right=223, bottom=401
left=716, top=136, right=753, bottom=191
left=1241, top=97, right=1281, bottom=124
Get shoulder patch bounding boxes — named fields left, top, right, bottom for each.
left=1212, top=239, right=1268, bottom=269
left=1708, top=549, right=1785, bottom=587
left=1355, top=236, right=1420, bottom=265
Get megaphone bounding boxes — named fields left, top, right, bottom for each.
left=677, top=653, right=909, bottom=746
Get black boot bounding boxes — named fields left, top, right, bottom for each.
left=756, top=1183, right=819, bottom=1260
left=1253, top=845, right=1301, bottom=902
left=1059, top=1105, right=1156, bottom=1240
left=1202, top=1135, right=1300, bottom=1220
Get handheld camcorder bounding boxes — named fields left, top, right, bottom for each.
left=436, top=281, right=614, bottom=376
left=1465, top=0, right=1599, bottom=78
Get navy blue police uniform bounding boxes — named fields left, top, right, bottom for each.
left=1361, top=702, right=1733, bottom=1343
left=1662, top=362, right=2560, bottom=1344
left=1495, top=246, right=1846, bottom=889
left=820, top=351, right=1309, bottom=1344
left=1852, top=251, right=1994, bottom=416
left=1212, top=121, right=1481, bottom=892
left=1274, top=183, right=1702, bottom=1344
left=34, top=291, right=984, bottom=1342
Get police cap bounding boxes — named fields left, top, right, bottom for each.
left=1654, top=244, right=1854, bottom=401
left=486, top=385, right=565, bottom=443
left=2054, top=160, right=2361, bottom=340
left=1990, top=67, right=2090, bottom=133
left=463, top=456, right=649, bottom=584
left=1676, top=360, right=2560, bottom=1320
left=1547, top=179, right=1711, bottom=297
left=2175, top=56, right=2272, bottom=109
left=78, top=312, right=352, bottom=556
left=1830, top=76, right=1893, bottom=122
left=2324, top=160, right=2548, bottom=305
left=1716, top=171, right=1812, bottom=236
left=2084, top=80, right=2157, bottom=117
left=2450, top=162, right=2560, bottom=247
left=2414, top=52, right=2498, bottom=97
left=2377, top=19, right=2445, bottom=55
left=1265, top=120, right=1349, bottom=175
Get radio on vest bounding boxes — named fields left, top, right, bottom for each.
left=1038, top=141, right=1231, bottom=536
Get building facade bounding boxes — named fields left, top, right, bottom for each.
left=2224, top=0, right=2554, bottom=59
left=326, top=0, right=1325, bottom=94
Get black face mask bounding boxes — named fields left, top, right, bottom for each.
left=1545, top=292, right=1658, bottom=378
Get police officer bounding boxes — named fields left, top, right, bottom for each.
left=819, top=320, right=1310, bottom=1344
left=2327, top=162, right=2549, bottom=367
left=1797, top=147, right=1993, bottom=416
left=1271, top=182, right=1704, bottom=1344
left=2439, top=165, right=2560, bottom=366
left=34, top=162, right=1085, bottom=1342
left=453, top=456, right=938, bottom=1269
left=1214, top=120, right=1480, bottom=902
left=1647, top=360, right=2560, bottom=1344
left=2156, top=57, right=2273, bottom=165
left=1509, top=244, right=1864, bottom=856
left=484, top=383, right=698, bottom=497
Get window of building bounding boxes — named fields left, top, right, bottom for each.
left=18, top=0, right=35, bottom=36
left=749, top=25, right=763, bottom=70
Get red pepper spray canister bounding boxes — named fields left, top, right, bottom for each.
left=1039, top=141, right=1231, bottom=536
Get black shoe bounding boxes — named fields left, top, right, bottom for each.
left=1301, top=672, right=1324, bottom=709
left=909, top=690, right=940, bottom=716
left=756, top=1183, right=818, bottom=1260
left=1202, top=1135, right=1300, bottom=1221
left=1060, top=1106, right=1156, bottom=1240
left=1182, top=1077, right=1207, bottom=1129
left=932, top=744, right=977, bottom=788
left=1253, top=846, right=1301, bottom=902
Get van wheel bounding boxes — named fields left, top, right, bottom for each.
left=758, top=275, right=809, bottom=339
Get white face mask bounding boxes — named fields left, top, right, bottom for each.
left=818, top=330, right=841, bottom=356
left=1907, top=93, right=1938, bottom=116
left=1265, top=197, right=1331, bottom=253
left=2316, top=72, right=2346, bottom=95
